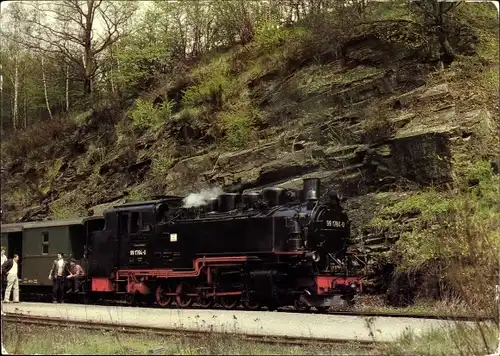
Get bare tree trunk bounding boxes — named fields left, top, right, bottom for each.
left=24, top=95, right=27, bottom=128
left=13, top=56, right=19, bottom=130
left=41, top=57, right=53, bottom=120
left=108, top=47, right=115, bottom=94
left=65, top=64, right=70, bottom=112
left=110, top=67, right=115, bottom=94
left=115, top=56, right=121, bottom=97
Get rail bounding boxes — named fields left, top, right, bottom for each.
left=2, top=313, right=383, bottom=348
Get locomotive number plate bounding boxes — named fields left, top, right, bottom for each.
left=130, top=249, right=147, bottom=256
left=325, top=220, right=346, bottom=228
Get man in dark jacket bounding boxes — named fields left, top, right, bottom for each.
left=48, top=253, right=68, bottom=303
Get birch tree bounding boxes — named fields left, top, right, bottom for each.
left=0, top=4, right=24, bottom=129
left=41, top=57, right=53, bottom=120
left=16, top=0, right=137, bottom=97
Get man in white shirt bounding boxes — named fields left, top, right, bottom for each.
left=48, top=253, right=67, bottom=303
left=1, top=246, right=7, bottom=315
left=2, top=254, right=20, bottom=303
left=1, top=247, right=6, bottom=266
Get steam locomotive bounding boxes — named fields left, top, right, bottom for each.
left=86, top=177, right=362, bottom=311
left=1, top=177, right=363, bottom=311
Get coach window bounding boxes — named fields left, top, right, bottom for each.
left=42, top=231, right=49, bottom=255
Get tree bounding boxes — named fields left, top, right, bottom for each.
left=0, top=2, right=25, bottom=129
left=14, top=0, right=138, bottom=98
left=411, top=0, right=463, bottom=65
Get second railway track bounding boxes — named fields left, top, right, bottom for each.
left=2, top=313, right=383, bottom=349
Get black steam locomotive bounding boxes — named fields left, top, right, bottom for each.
left=85, top=177, right=362, bottom=311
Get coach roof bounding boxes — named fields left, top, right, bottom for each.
left=0, top=216, right=103, bottom=233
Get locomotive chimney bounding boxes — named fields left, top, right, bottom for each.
left=303, top=178, right=320, bottom=202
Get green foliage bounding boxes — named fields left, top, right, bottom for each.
left=72, top=110, right=92, bottom=126
left=386, top=324, right=497, bottom=356
left=388, top=160, right=500, bottom=271
left=365, top=0, right=415, bottom=22
left=220, top=108, right=257, bottom=149
left=50, top=191, right=88, bottom=220
left=176, top=106, right=205, bottom=122
left=254, top=20, right=292, bottom=51
left=4, top=188, right=30, bottom=207
left=383, top=189, right=451, bottom=221
left=113, top=37, right=171, bottom=90
left=150, top=153, right=174, bottom=181
left=129, top=98, right=174, bottom=130
left=182, top=57, right=233, bottom=107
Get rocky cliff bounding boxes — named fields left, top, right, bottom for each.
left=1, top=13, right=498, bottom=299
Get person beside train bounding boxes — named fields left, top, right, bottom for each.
left=1, top=247, right=6, bottom=266
left=1, top=247, right=10, bottom=315
left=48, top=252, right=67, bottom=303
left=66, top=259, right=85, bottom=293
left=2, top=254, right=20, bottom=304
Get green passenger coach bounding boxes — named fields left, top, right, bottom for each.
left=1, top=217, right=104, bottom=291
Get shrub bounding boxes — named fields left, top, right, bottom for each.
left=150, top=153, right=174, bottom=182
left=3, top=117, right=77, bottom=160
left=129, top=98, right=174, bottom=130
left=220, top=108, right=258, bottom=149
left=386, top=160, right=499, bottom=310
left=254, top=20, right=291, bottom=51
left=181, top=57, right=233, bottom=107
left=50, top=191, right=88, bottom=219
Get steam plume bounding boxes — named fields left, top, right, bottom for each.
left=183, top=187, right=223, bottom=208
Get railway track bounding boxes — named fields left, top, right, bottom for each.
left=1, top=313, right=383, bottom=349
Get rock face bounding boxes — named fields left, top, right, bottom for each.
left=1, top=18, right=497, bottom=301
left=159, top=102, right=493, bottom=199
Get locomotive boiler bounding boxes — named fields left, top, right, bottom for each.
left=86, top=177, right=363, bottom=311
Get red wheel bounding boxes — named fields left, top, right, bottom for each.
left=156, top=284, right=173, bottom=307
left=175, top=282, right=193, bottom=308
left=197, top=282, right=215, bottom=308
left=220, top=295, right=240, bottom=309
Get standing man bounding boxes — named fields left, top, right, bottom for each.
left=66, top=259, right=85, bottom=293
left=1, top=247, right=6, bottom=266
left=2, top=254, right=20, bottom=303
left=1, top=246, right=7, bottom=315
left=48, top=253, right=67, bottom=303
